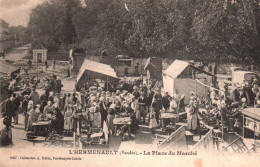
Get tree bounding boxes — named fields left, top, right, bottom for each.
left=191, top=0, right=260, bottom=62
left=28, top=0, right=81, bottom=51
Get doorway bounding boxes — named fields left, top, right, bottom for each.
left=37, top=52, right=42, bottom=63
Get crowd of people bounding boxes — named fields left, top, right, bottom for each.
left=197, top=77, right=260, bottom=133
left=1, top=74, right=191, bottom=144
left=21, top=80, right=186, bottom=136
left=1, top=67, right=260, bottom=146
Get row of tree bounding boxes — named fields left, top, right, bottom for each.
left=27, top=0, right=259, bottom=64
left=0, top=19, right=28, bottom=42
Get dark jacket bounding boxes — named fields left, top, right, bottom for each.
left=5, top=99, right=14, bottom=116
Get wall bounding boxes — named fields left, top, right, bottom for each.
left=73, top=56, right=85, bottom=70
left=33, top=49, right=47, bottom=63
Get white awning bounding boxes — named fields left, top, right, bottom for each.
left=76, top=59, right=119, bottom=85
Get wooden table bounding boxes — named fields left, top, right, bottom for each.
left=113, top=117, right=131, bottom=137
left=32, top=120, right=51, bottom=136
left=160, top=113, right=178, bottom=131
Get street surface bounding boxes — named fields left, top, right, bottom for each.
left=5, top=44, right=31, bottom=61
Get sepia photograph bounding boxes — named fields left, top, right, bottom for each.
left=0, top=0, right=259, bottom=167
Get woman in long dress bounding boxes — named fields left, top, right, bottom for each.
left=25, top=100, right=33, bottom=131
left=149, top=108, right=159, bottom=133
left=93, top=103, right=101, bottom=127
left=88, top=103, right=95, bottom=126
left=64, top=93, right=72, bottom=111
left=64, top=106, right=73, bottom=135
left=187, top=101, right=198, bottom=131
left=52, top=103, right=64, bottom=134
left=107, top=104, right=116, bottom=134
left=99, top=97, right=107, bottom=128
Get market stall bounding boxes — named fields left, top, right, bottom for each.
left=163, top=59, right=214, bottom=103
left=242, top=107, right=260, bottom=144
left=160, top=113, right=178, bottom=131
left=75, top=59, right=119, bottom=88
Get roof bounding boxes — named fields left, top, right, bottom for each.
left=32, top=42, right=47, bottom=50
left=0, top=60, right=19, bottom=74
left=76, top=59, right=119, bottom=85
left=144, top=57, right=162, bottom=70
left=234, top=71, right=257, bottom=75
left=164, top=59, right=214, bottom=79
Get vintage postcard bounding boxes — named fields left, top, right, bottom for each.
left=0, top=0, right=259, bottom=167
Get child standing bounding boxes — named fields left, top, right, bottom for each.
left=149, top=108, right=159, bottom=133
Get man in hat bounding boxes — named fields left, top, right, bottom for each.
left=55, top=76, right=63, bottom=93
left=138, top=91, right=147, bottom=124
left=151, top=87, right=162, bottom=124
left=5, top=95, right=14, bottom=127
left=162, top=92, right=170, bottom=111
left=12, top=93, right=21, bottom=125
left=230, top=85, right=240, bottom=108
left=178, top=95, right=186, bottom=113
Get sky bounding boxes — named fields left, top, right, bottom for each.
left=0, top=0, right=47, bottom=26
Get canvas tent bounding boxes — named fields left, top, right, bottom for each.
left=163, top=60, right=214, bottom=104
left=0, top=60, right=19, bottom=77
left=76, top=59, right=119, bottom=87
left=144, top=57, right=162, bottom=81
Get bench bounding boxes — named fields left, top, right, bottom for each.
left=185, top=131, right=194, bottom=145
left=60, top=137, right=74, bottom=146
left=28, top=137, right=46, bottom=146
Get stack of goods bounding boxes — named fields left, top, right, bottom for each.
left=46, top=130, right=62, bottom=145
left=199, top=108, right=219, bottom=127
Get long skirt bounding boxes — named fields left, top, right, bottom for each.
left=64, top=117, right=73, bottom=130
left=24, top=114, right=29, bottom=131
left=149, top=112, right=158, bottom=129
left=93, top=112, right=101, bottom=127
left=107, top=114, right=115, bottom=134
left=130, top=115, right=139, bottom=133
left=149, top=118, right=159, bottom=129
left=136, top=110, right=141, bottom=122
left=0, top=127, right=12, bottom=146
left=188, top=114, right=198, bottom=130
left=88, top=112, right=94, bottom=122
